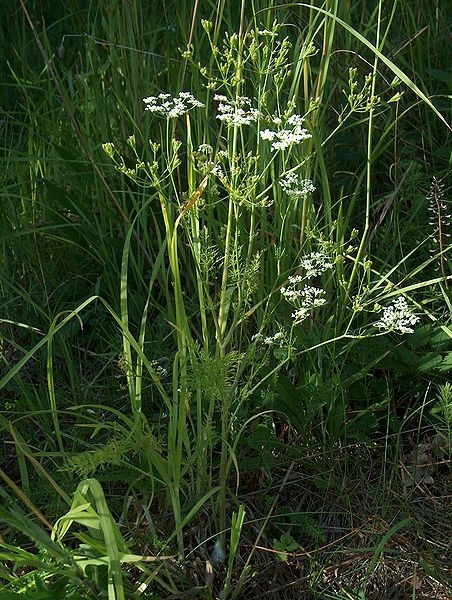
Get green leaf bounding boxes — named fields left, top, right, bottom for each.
left=439, top=352, right=452, bottom=372
left=272, top=376, right=305, bottom=431
left=247, top=424, right=278, bottom=451
left=418, top=352, right=443, bottom=372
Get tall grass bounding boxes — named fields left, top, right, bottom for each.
left=1, top=1, right=451, bottom=597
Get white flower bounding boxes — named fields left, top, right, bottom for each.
left=280, top=286, right=303, bottom=300
left=253, top=330, right=285, bottom=346
left=287, top=114, right=304, bottom=126
left=290, top=286, right=327, bottom=325
left=298, top=286, right=327, bottom=305
left=281, top=277, right=327, bottom=324
left=197, top=143, right=213, bottom=154
left=291, top=307, right=311, bottom=324
left=299, top=252, right=333, bottom=278
left=260, top=128, right=277, bottom=140
left=288, top=274, right=303, bottom=285
left=211, top=164, right=225, bottom=179
left=260, top=115, right=311, bottom=151
left=374, top=296, right=420, bottom=334
left=143, top=91, right=204, bottom=118
left=279, top=172, right=316, bottom=198
left=214, top=95, right=260, bottom=126
left=264, top=331, right=284, bottom=345
left=258, top=28, right=277, bottom=37
left=272, top=127, right=311, bottom=150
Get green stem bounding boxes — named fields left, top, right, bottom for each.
left=216, top=0, right=247, bottom=554
left=343, top=0, right=383, bottom=317
left=157, top=145, right=190, bottom=556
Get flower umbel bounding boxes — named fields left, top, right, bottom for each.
left=374, top=296, right=420, bottom=334
left=299, top=252, right=333, bottom=278
left=279, top=172, right=316, bottom=198
left=280, top=281, right=327, bottom=325
left=252, top=330, right=286, bottom=347
left=214, top=94, right=260, bottom=126
left=260, top=114, right=311, bottom=150
left=143, top=92, right=204, bottom=118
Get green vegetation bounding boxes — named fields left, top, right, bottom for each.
left=1, top=1, right=451, bottom=598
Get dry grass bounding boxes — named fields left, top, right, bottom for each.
left=127, top=434, right=452, bottom=599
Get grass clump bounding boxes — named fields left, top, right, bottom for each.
left=1, top=1, right=451, bottom=598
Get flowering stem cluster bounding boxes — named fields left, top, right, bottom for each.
left=99, top=15, right=426, bottom=567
